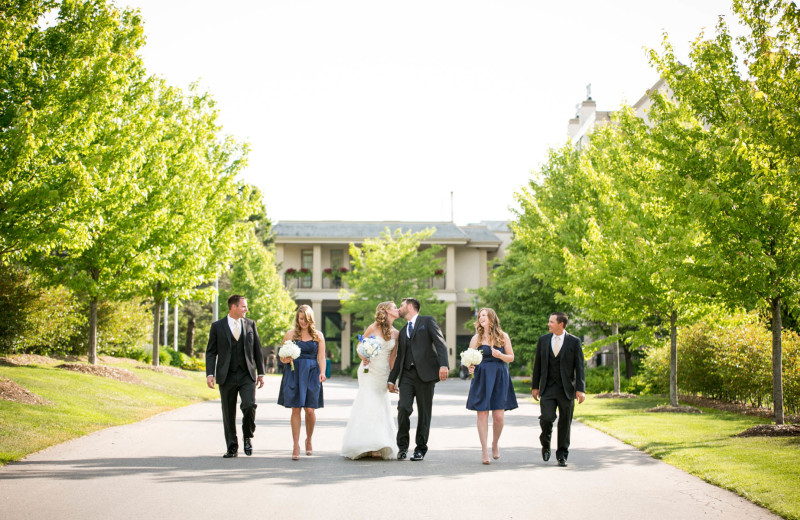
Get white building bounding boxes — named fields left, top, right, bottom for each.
left=273, top=220, right=511, bottom=369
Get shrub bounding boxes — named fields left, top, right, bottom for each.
left=584, top=365, right=643, bottom=394
left=182, top=356, right=206, bottom=372
left=96, top=300, right=151, bottom=355
left=142, top=348, right=173, bottom=366
left=119, top=347, right=149, bottom=363
left=0, top=267, right=86, bottom=355
left=639, top=341, right=670, bottom=395
left=636, top=312, right=800, bottom=413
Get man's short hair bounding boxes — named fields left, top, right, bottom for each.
left=402, top=297, right=421, bottom=312
left=552, top=312, right=569, bottom=327
left=227, top=294, right=246, bottom=309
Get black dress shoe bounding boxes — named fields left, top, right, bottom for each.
left=223, top=450, right=238, bottom=458
left=410, top=450, right=425, bottom=461
left=542, top=447, right=551, bottom=462
left=557, top=458, right=567, bottom=467
left=397, top=450, right=407, bottom=460
left=244, top=438, right=252, bottom=456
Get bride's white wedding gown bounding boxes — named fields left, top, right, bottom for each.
left=341, top=337, right=397, bottom=460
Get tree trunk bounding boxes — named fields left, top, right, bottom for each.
left=88, top=298, right=98, bottom=365
left=151, top=300, right=160, bottom=367
left=670, top=310, right=678, bottom=407
left=771, top=297, right=784, bottom=425
left=184, top=315, right=195, bottom=357
left=612, top=322, right=620, bottom=394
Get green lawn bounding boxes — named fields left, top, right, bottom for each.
left=575, top=395, right=800, bottom=520
left=0, top=359, right=217, bottom=464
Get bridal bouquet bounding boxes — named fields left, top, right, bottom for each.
left=460, top=348, right=483, bottom=368
left=357, top=335, right=383, bottom=373
left=279, top=340, right=301, bottom=371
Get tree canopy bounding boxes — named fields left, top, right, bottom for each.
left=341, top=228, right=446, bottom=334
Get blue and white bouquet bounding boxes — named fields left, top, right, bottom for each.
left=357, top=335, right=383, bottom=373
left=279, top=340, right=301, bottom=371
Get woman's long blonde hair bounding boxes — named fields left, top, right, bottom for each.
left=375, top=301, right=394, bottom=341
left=293, top=305, right=320, bottom=341
left=475, top=307, right=505, bottom=347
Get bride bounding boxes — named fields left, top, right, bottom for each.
left=341, top=301, right=399, bottom=460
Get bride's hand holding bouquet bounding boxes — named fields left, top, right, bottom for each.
left=357, top=335, right=383, bottom=373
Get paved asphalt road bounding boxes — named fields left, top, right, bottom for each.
left=0, top=375, right=780, bottom=520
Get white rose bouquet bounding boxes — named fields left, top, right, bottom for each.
left=279, top=340, right=301, bottom=371
left=460, top=348, right=483, bottom=368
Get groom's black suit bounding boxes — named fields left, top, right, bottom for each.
left=388, top=315, right=449, bottom=456
left=206, top=317, right=265, bottom=453
left=532, top=331, right=585, bottom=461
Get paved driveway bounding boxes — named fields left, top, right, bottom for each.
left=0, top=375, right=779, bottom=519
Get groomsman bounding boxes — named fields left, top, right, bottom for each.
left=206, top=295, right=265, bottom=458
left=531, top=312, right=585, bottom=467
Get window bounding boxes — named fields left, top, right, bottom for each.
left=330, top=249, right=343, bottom=288
left=301, top=249, right=312, bottom=288
left=330, top=249, right=343, bottom=269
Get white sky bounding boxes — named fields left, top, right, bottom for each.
left=121, top=0, right=734, bottom=225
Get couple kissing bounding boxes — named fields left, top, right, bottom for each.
left=341, top=297, right=449, bottom=461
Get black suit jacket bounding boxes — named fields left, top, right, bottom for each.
left=205, top=317, right=265, bottom=385
left=388, top=315, right=449, bottom=384
left=531, top=332, right=585, bottom=399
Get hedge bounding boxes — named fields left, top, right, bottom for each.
left=639, top=313, right=799, bottom=414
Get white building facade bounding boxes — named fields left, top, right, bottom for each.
left=274, top=221, right=511, bottom=369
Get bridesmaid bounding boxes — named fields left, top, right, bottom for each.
left=465, top=308, right=518, bottom=464
left=279, top=305, right=327, bottom=460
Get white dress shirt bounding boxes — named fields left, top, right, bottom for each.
left=551, top=331, right=565, bottom=356
left=227, top=315, right=242, bottom=340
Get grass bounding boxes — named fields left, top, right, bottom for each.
left=513, top=378, right=532, bottom=396
left=0, top=358, right=217, bottom=465
left=575, top=395, right=800, bottom=520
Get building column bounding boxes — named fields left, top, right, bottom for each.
left=312, top=245, right=322, bottom=289
left=341, top=312, right=351, bottom=369
left=276, top=244, right=284, bottom=266
left=446, top=302, right=457, bottom=369
left=446, top=245, right=456, bottom=291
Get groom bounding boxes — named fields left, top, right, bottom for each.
left=388, top=297, right=449, bottom=461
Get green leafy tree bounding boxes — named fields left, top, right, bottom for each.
left=649, top=0, right=800, bottom=423
left=31, top=68, right=160, bottom=364
left=563, top=108, right=711, bottom=403
left=340, top=228, right=445, bottom=334
left=474, top=239, right=564, bottom=366
left=225, top=231, right=296, bottom=348
left=133, top=85, right=251, bottom=365
left=1, top=0, right=146, bottom=262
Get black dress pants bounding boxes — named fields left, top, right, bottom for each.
left=538, top=384, right=575, bottom=460
left=219, top=367, right=257, bottom=451
left=397, top=366, right=436, bottom=454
